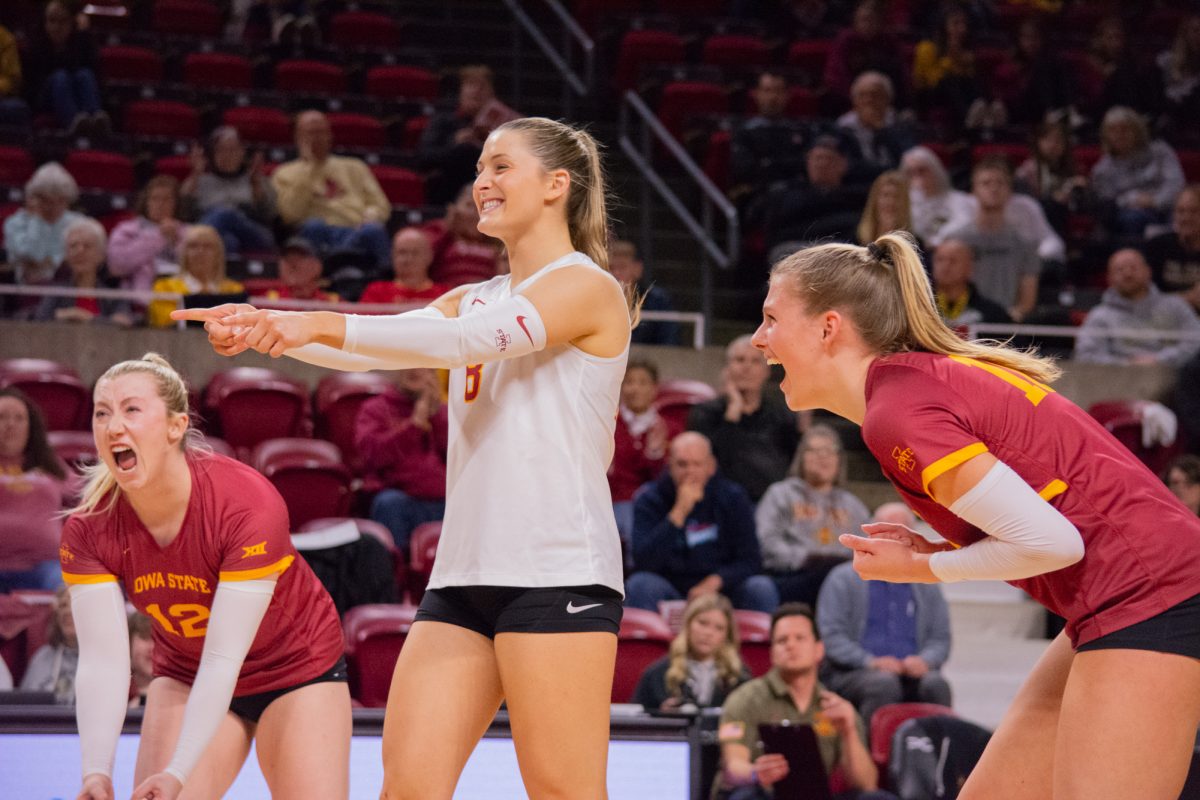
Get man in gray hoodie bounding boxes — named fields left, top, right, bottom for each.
left=1076, top=248, right=1200, bottom=366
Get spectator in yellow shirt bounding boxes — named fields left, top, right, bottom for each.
left=148, top=225, right=244, bottom=327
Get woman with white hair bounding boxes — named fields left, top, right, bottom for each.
left=31, top=216, right=131, bottom=325
left=2, top=161, right=83, bottom=284
left=1091, top=106, right=1186, bottom=237
left=900, top=146, right=973, bottom=245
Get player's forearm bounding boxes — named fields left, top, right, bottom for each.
left=70, top=583, right=132, bottom=780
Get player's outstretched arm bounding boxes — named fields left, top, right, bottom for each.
left=70, top=582, right=131, bottom=797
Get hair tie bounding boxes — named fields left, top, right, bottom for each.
left=866, top=242, right=888, bottom=264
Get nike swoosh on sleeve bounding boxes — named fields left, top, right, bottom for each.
left=516, top=315, right=535, bottom=344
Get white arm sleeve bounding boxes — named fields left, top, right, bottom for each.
left=284, top=306, right=447, bottom=372
left=163, top=579, right=275, bottom=784
left=343, top=293, right=547, bottom=370
left=70, top=582, right=131, bottom=780
left=929, top=461, right=1085, bottom=583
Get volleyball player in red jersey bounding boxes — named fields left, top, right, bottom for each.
left=62, top=354, right=349, bottom=800
left=752, top=232, right=1200, bottom=799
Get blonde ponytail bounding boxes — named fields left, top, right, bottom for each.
left=69, top=352, right=196, bottom=517
left=772, top=232, right=1061, bottom=384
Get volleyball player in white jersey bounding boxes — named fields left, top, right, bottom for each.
left=175, top=117, right=635, bottom=799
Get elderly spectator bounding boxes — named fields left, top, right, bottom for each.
left=633, top=594, right=750, bottom=712
left=31, top=217, right=131, bottom=325
left=262, top=237, right=338, bottom=302
left=1091, top=106, right=1186, bottom=238
left=18, top=585, right=77, bottom=702
left=107, top=175, right=186, bottom=294
left=626, top=432, right=778, bottom=614
left=0, top=387, right=68, bottom=591
left=1157, top=14, right=1200, bottom=128
left=911, top=6, right=980, bottom=129
left=932, top=238, right=1011, bottom=328
left=271, top=110, right=391, bottom=270
left=147, top=225, right=244, bottom=327
left=1145, top=186, right=1200, bottom=312
left=856, top=170, right=916, bottom=245
left=837, top=72, right=916, bottom=177
left=609, top=239, right=680, bottom=346
left=940, top=157, right=1042, bottom=321
left=359, top=227, right=450, bottom=305
left=1166, top=455, right=1200, bottom=517
left=817, top=503, right=953, bottom=726
left=766, top=135, right=869, bottom=250
left=609, top=358, right=670, bottom=542
left=426, top=183, right=501, bottom=286
left=0, top=21, right=28, bottom=127
left=901, top=146, right=973, bottom=245
left=713, top=603, right=887, bottom=800
left=181, top=126, right=277, bottom=256
left=22, top=0, right=108, bottom=137
left=756, top=425, right=871, bottom=608
left=1015, top=118, right=1089, bottom=236
left=991, top=18, right=1070, bottom=127
left=1076, top=248, right=1200, bottom=367
left=3, top=162, right=83, bottom=285
left=688, top=336, right=800, bottom=502
left=730, top=71, right=811, bottom=193
left=418, top=65, right=521, bottom=204
left=823, top=0, right=906, bottom=106
left=128, top=613, right=153, bottom=708
left=357, top=368, right=448, bottom=552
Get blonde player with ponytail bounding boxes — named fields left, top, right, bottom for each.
left=177, top=117, right=637, bottom=799
left=63, top=353, right=348, bottom=800
left=753, top=231, right=1200, bottom=799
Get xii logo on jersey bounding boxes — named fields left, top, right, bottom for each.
left=59, top=543, right=74, bottom=563
left=494, top=328, right=512, bottom=352
left=242, top=541, right=268, bottom=559
left=892, top=446, right=916, bottom=473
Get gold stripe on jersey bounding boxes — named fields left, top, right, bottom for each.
left=1038, top=479, right=1068, bottom=501
left=921, top=441, right=989, bottom=494
left=61, top=571, right=118, bottom=585
left=219, top=555, right=294, bottom=582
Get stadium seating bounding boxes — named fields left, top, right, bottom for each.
left=342, top=603, right=419, bottom=707
left=0, top=359, right=90, bottom=431
left=222, top=107, right=293, bottom=146
left=364, top=66, right=440, bottom=102
left=46, top=429, right=99, bottom=474
left=869, top=702, right=957, bottom=785
left=654, top=378, right=717, bottom=439
left=274, top=60, right=348, bottom=95
left=152, top=0, right=224, bottom=38
left=123, top=100, right=201, bottom=139
left=251, top=438, right=354, bottom=529
left=732, top=609, right=772, bottom=677
left=371, top=165, right=426, bottom=207
left=328, top=113, right=388, bottom=150
left=313, top=371, right=397, bottom=474
left=701, top=34, right=771, bottom=68
left=0, top=592, right=54, bottom=687
left=183, top=52, right=254, bottom=91
left=64, top=151, right=136, bottom=193
left=614, top=29, right=686, bottom=92
left=0, top=146, right=34, bottom=187
left=1088, top=400, right=1184, bottom=476
left=614, top=607, right=673, bottom=703
left=99, top=45, right=164, bottom=83
left=407, top=521, right=441, bottom=604
left=203, top=367, right=311, bottom=455
left=330, top=11, right=402, bottom=50
left=300, top=516, right=407, bottom=598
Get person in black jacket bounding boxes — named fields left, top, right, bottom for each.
left=633, top=594, right=751, bottom=711
left=22, top=0, right=108, bottom=136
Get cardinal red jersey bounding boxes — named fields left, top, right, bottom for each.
left=862, top=351, right=1200, bottom=647
left=60, top=452, right=343, bottom=695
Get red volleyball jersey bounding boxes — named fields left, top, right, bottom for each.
left=863, top=351, right=1200, bottom=647
left=60, top=453, right=344, bottom=695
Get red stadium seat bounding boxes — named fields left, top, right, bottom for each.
left=123, top=99, right=200, bottom=139
left=251, top=438, right=353, bottom=529
left=702, top=34, right=771, bottom=68
left=869, top=702, right=956, bottom=783
left=328, top=112, right=387, bottom=149
left=330, top=11, right=401, bottom=50
left=733, top=609, right=772, bottom=676
left=657, top=81, right=729, bottom=143
left=0, top=592, right=54, bottom=687
left=1179, top=150, right=1200, bottom=183
left=342, top=603, right=419, bottom=707
left=64, top=150, right=135, bottom=193
left=0, top=146, right=34, bottom=186
left=274, top=60, right=348, bottom=95
left=365, top=66, right=440, bottom=102
left=703, top=128, right=732, bottom=191
left=787, top=86, right=820, bottom=118
left=370, top=165, right=425, bottom=207
left=152, top=0, right=224, bottom=38
left=654, top=378, right=717, bottom=440
left=204, top=367, right=311, bottom=455
left=99, top=45, right=163, bottom=83
left=0, top=361, right=90, bottom=431
left=614, top=607, right=673, bottom=703
left=786, top=40, right=831, bottom=75
left=657, top=0, right=726, bottom=14
left=47, top=429, right=98, bottom=474
left=183, top=52, right=254, bottom=90
left=1073, top=144, right=1104, bottom=174
left=614, top=30, right=686, bottom=92
left=154, top=154, right=193, bottom=181
left=401, top=115, right=430, bottom=150
left=222, top=107, right=293, bottom=145
left=1088, top=400, right=1184, bottom=476
left=313, top=372, right=396, bottom=473
left=300, top=516, right=407, bottom=597
left=971, top=142, right=1030, bottom=168
left=407, top=521, right=441, bottom=604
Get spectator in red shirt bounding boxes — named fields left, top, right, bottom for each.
left=426, top=184, right=501, bottom=286
left=823, top=0, right=907, bottom=107
left=608, top=358, right=669, bottom=545
left=264, top=237, right=339, bottom=303
left=356, top=368, right=448, bottom=552
left=359, top=228, right=450, bottom=307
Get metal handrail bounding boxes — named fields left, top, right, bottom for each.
left=965, top=323, right=1200, bottom=342
left=618, top=90, right=739, bottom=343
left=500, top=0, right=595, bottom=113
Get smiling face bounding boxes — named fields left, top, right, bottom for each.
left=92, top=372, right=189, bottom=494
left=687, top=608, right=730, bottom=661
left=474, top=129, right=564, bottom=243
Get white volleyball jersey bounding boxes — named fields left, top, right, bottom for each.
left=428, top=251, right=629, bottom=594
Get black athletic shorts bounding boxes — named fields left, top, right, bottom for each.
left=228, top=656, right=348, bottom=724
left=1076, top=593, right=1200, bottom=659
left=415, top=584, right=623, bottom=638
